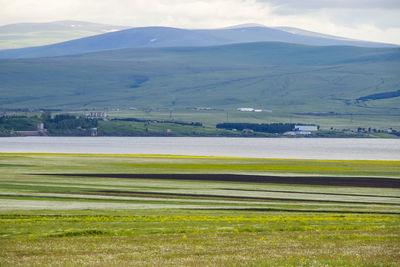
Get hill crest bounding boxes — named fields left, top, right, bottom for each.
left=0, top=24, right=397, bottom=59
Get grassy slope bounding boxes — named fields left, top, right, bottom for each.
left=0, top=153, right=400, bottom=265
left=0, top=43, right=399, bottom=115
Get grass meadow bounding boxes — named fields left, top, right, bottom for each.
left=0, top=153, right=399, bottom=266
left=105, top=109, right=400, bottom=131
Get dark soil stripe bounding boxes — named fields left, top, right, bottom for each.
left=220, top=188, right=400, bottom=199
left=37, top=173, right=400, bottom=188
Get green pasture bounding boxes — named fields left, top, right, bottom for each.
left=0, top=153, right=399, bottom=266
left=97, top=120, right=247, bottom=137
left=1, top=153, right=400, bottom=177
left=105, top=109, right=400, bottom=131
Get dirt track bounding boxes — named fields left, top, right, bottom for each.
left=38, top=173, right=400, bottom=188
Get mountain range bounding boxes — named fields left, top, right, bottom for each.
left=0, top=22, right=397, bottom=59
left=0, top=21, right=399, bottom=119
left=0, top=20, right=129, bottom=50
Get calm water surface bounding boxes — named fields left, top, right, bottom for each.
left=0, top=137, right=399, bottom=160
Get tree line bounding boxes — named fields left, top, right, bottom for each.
left=0, top=113, right=98, bottom=136
left=216, top=123, right=295, bottom=134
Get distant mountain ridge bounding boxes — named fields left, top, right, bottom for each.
left=0, top=24, right=397, bottom=59
left=275, top=27, right=352, bottom=41
left=0, top=20, right=129, bottom=50
left=0, top=20, right=128, bottom=33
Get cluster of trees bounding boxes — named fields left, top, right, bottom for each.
left=41, top=113, right=98, bottom=135
left=216, top=123, right=295, bottom=134
left=0, top=127, right=11, bottom=137
left=0, top=116, right=41, bottom=131
left=114, top=118, right=202, bottom=127
left=357, top=127, right=400, bottom=136
left=0, top=113, right=98, bottom=136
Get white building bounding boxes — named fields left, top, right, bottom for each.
left=294, top=125, right=319, bottom=132
left=88, top=112, right=107, bottom=118
left=294, top=125, right=319, bottom=135
left=237, top=108, right=272, bottom=112
left=237, top=108, right=255, bottom=112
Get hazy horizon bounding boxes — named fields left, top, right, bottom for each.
left=1, top=0, right=400, bottom=45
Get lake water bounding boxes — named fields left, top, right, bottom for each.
left=0, top=137, right=399, bottom=160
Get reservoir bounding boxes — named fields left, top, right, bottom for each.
left=0, top=137, right=399, bottom=160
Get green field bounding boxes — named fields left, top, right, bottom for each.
left=1, top=153, right=400, bottom=266
left=105, top=109, right=400, bottom=131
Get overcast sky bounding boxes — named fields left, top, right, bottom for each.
left=1, top=0, right=400, bottom=44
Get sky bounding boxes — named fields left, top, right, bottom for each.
left=1, top=0, right=400, bottom=44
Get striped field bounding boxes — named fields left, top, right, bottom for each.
left=0, top=153, right=399, bottom=266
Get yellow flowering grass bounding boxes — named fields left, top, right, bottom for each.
left=0, top=211, right=399, bottom=266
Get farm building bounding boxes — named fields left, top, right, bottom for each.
left=237, top=108, right=255, bottom=112
left=236, top=108, right=272, bottom=112
left=294, top=125, right=319, bottom=135
left=88, top=112, right=107, bottom=118
left=295, top=125, right=319, bottom=132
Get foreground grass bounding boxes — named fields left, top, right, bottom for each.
left=0, top=153, right=399, bottom=265
left=0, top=210, right=399, bottom=266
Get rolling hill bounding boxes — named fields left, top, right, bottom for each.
left=0, top=20, right=129, bottom=50
left=0, top=42, right=399, bottom=114
left=0, top=25, right=397, bottom=59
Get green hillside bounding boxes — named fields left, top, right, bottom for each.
left=0, top=42, right=399, bottom=117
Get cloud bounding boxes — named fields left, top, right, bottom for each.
left=258, top=0, right=400, bottom=11
left=0, top=0, right=270, bottom=28
left=258, top=0, right=400, bottom=31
